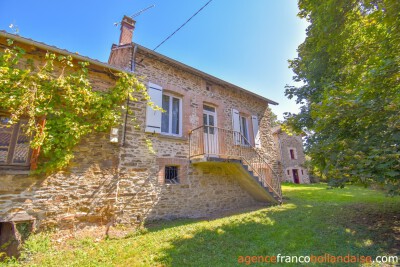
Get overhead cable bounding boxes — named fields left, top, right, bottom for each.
left=153, top=0, right=214, bottom=51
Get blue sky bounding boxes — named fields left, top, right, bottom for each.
left=0, top=0, right=308, bottom=120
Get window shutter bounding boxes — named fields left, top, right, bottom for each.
left=251, top=115, right=261, bottom=148
left=145, top=82, right=163, bottom=133
left=232, top=109, right=240, bottom=145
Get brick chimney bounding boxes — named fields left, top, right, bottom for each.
left=119, top=15, right=136, bottom=45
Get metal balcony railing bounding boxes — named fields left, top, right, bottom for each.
left=189, top=126, right=282, bottom=201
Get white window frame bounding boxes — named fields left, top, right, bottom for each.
left=161, top=93, right=183, bottom=137
left=239, top=115, right=250, bottom=146
left=232, top=109, right=240, bottom=145
left=251, top=115, right=261, bottom=148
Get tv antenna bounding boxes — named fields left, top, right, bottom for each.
left=114, top=4, right=155, bottom=26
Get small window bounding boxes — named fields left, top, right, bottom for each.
left=165, top=166, right=179, bottom=184
left=0, top=117, right=31, bottom=167
left=206, top=83, right=212, bottom=91
left=301, top=169, right=304, bottom=175
left=290, top=149, right=296, bottom=160
left=287, top=170, right=290, bottom=175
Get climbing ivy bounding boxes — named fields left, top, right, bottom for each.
left=0, top=39, right=151, bottom=172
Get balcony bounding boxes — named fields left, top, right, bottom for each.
left=189, top=126, right=282, bottom=203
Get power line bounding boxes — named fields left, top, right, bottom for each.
left=153, top=0, right=214, bottom=51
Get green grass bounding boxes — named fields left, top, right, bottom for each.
left=3, top=183, right=400, bottom=266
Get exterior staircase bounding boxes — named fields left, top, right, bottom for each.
left=189, top=126, right=282, bottom=204
left=240, top=160, right=282, bottom=203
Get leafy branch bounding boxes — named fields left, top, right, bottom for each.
left=285, top=0, right=399, bottom=194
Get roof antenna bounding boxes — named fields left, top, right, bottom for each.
left=114, top=4, right=155, bottom=26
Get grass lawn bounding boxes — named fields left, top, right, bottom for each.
left=3, top=183, right=399, bottom=266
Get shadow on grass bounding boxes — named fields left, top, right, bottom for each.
left=144, top=205, right=273, bottom=233
left=149, top=197, right=399, bottom=267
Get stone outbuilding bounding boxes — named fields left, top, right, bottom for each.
left=272, top=126, right=310, bottom=184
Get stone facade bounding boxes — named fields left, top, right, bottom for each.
left=0, top=34, right=124, bottom=231
left=0, top=133, right=120, bottom=229
left=110, top=45, right=279, bottom=223
left=0, top=14, right=280, bottom=246
left=272, top=127, right=310, bottom=184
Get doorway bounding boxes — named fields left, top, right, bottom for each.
left=203, top=105, right=218, bottom=156
left=292, top=169, right=300, bottom=184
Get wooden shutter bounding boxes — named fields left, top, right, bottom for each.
left=232, top=109, right=240, bottom=145
left=251, top=115, right=261, bottom=148
left=145, top=82, right=162, bottom=133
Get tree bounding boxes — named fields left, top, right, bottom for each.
left=285, top=0, right=399, bottom=194
left=268, top=107, right=280, bottom=128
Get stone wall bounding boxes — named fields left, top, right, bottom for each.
left=0, top=133, right=120, bottom=230
left=148, top=163, right=258, bottom=220
left=0, top=38, right=118, bottom=93
left=111, top=47, right=280, bottom=221
left=0, top=36, right=122, bottom=230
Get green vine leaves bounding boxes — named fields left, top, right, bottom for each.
left=0, top=39, right=154, bottom=173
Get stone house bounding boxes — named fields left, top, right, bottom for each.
left=0, top=16, right=282, bottom=255
left=272, top=126, right=310, bottom=184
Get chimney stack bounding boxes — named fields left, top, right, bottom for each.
left=119, top=15, right=136, bottom=45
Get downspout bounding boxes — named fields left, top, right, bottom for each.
left=121, top=44, right=138, bottom=146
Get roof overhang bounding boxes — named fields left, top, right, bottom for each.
left=0, top=31, right=279, bottom=106
left=133, top=43, right=279, bottom=105
left=0, top=31, right=126, bottom=73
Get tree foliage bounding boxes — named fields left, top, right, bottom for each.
left=0, top=40, right=149, bottom=172
left=285, top=0, right=399, bottom=194
left=268, top=107, right=280, bottom=128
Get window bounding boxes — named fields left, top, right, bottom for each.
left=203, top=105, right=216, bottom=135
left=287, top=170, right=290, bottom=175
left=165, top=166, right=179, bottom=184
left=289, top=148, right=297, bottom=160
left=0, top=117, right=30, bottom=167
left=203, top=105, right=215, bottom=113
left=239, top=115, right=250, bottom=146
left=161, top=94, right=182, bottom=136
left=301, top=169, right=304, bottom=175
left=145, top=83, right=184, bottom=136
